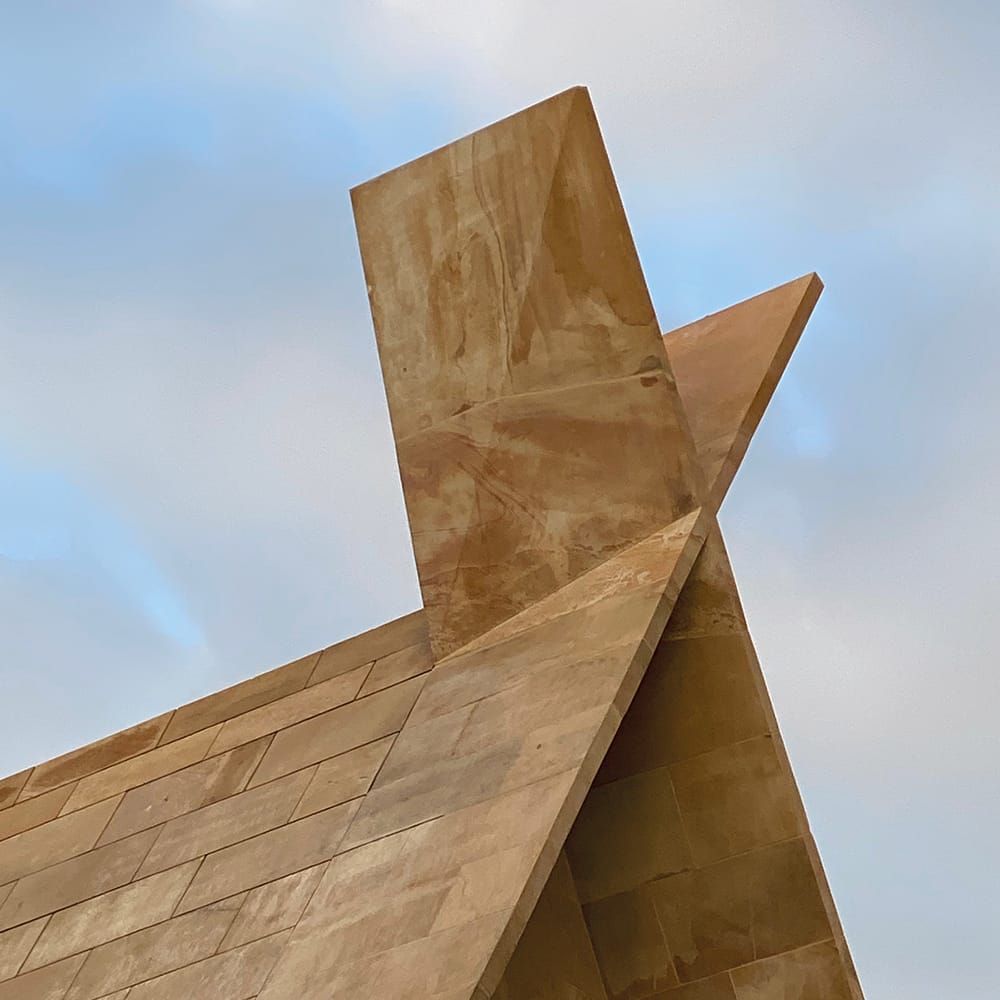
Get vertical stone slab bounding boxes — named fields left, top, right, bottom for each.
left=353, top=86, right=702, bottom=660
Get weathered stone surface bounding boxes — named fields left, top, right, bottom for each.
left=354, top=86, right=701, bottom=661
left=22, top=861, right=199, bottom=971
left=0, top=86, right=862, bottom=1000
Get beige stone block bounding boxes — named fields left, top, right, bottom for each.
left=127, top=931, right=290, bottom=1000
left=583, top=886, right=677, bottom=999
left=566, top=767, right=690, bottom=905
left=65, top=894, right=245, bottom=1000
left=19, top=713, right=172, bottom=801
left=249, top=675, right=424, bottom=787
left=0, top=916, right=46, bottom=981
left=730, top=940, right=854, bottom=1000
left=221, top=863, right=325, bottom=950
left=0, top=953, right=85, bottom=999
left=177, top=798, right=360, bottom=912
left=160, top=651, right=320, bottom=744
left=652, top=975, right=737, bottom=999
left=0, top=827, right=158, bottom=932
left=22, top=860, right=199, bottom=971
left=210, top=663, right=371, bottom=756
left=0, top=784, right=75, bottom=844
left=597, top=633, right=768, bottom=785
left=61, top=725, right=221, bottom=814
left=290, top=735, right=394, bottom=821
left=97, top=737, right=269, bottom=846
left=308, top=609, right=426, bottom=686
left=670, top=736, right=800, bottom=867
left=358, top=639, right=433, bottom=697
left=0, top=772, right=30, bottom=811
left=137, top=766, right=315, bottom=878
left=648, top=839, right=832, bottom=983
left=0, top=795, right=120, bottom=885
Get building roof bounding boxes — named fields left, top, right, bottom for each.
left=0, top=88, right=861, bottom=1000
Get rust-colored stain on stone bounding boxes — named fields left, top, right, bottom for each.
left=0, top=87, right=862, bottom=999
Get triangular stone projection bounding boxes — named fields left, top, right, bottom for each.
left=0, top=88, right=863, bottom=1000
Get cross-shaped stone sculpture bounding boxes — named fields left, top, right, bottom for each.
left=255, top=88, right=864, bottom=998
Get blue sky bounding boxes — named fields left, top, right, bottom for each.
left=2, top=3, right=998, bottom=996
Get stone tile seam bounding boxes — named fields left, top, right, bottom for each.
left=393, top=366, right=681, bottom=452
left=0, top=627, right=422, bottom=799
left=611, top=732, right=783, bottom=785
left=157, top=656, right=322, bottom=749
left=0, top=746, right=385, bottom=929
left=648, top=936, right=839, bottom=994
left=12, top=867, right=301, bottom=990
left=200, top=664, right=372, bottom=758
left=51, top=917, right=290, bottom=1000
left=582, top=831, right=812, bottom=915
left=0, top=785, right=83, bottom=846
left=13, top=666, right=425, bottom=832
left=5, top=912, right=52, bottom=981
left=11, top=712, right=178, bottom=807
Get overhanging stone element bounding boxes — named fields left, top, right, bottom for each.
left=0, top=88, right=863, bottom=999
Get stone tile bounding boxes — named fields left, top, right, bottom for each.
left=221, top=863, right=325, bottom=950
left=670, top=737, right=800, bottom=867
left=98, top=738, right=269, bottom=846
left=308, top=610, right=427, bottom=686
left=0, top=784, right=76, bottom=844
left=22, top=860, right=199, bottom=971
left=62, top=726, right=221, bottom=814
left=19, top=714, right=172, bottom=801
left=664, top=274, right=821, bottom=508
left=596, top=632, right=768, bottom=785
left=137, top=767, right=315, bottom=878
left=65, top=895, right=246, bottom=1000
left=358, top=640, right=434, bottom=697
left=209, top=663, right=370, bottom=756
left=127, top=931, right=290, bottom=1000
left=0, top=916, right=47, bottom=981
left=730, top=940, right=853, bottom=1000
left=289, top=736, right=394, bottom=821
left=652, top=975, right=737, bottom=999
left=0, top=827, right=159, bottom=932
left=0, top=953, right=85, bottom=999
left=0, top=772, right=30, bottom=811
left=648, top=839, right=832, bottom=983
left=355, top=86, right=701, bottom=659
left=249, top=676, right=425, bottom=787
left=566, top=767, right=691, bottom=905
left=583, top=886, right=677, bottom=999
left=0, top=796, right=120, bottom=885
left=160, top=652, right=320, bottom=744
left=177, top=799, right=360, bottom=912
left=261, top=776, right=573, bottom=999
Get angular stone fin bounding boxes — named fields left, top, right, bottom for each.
left=664, top=273, right=822, bottom=506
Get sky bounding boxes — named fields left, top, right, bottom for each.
left=1, top=1, right=998, bottom=995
